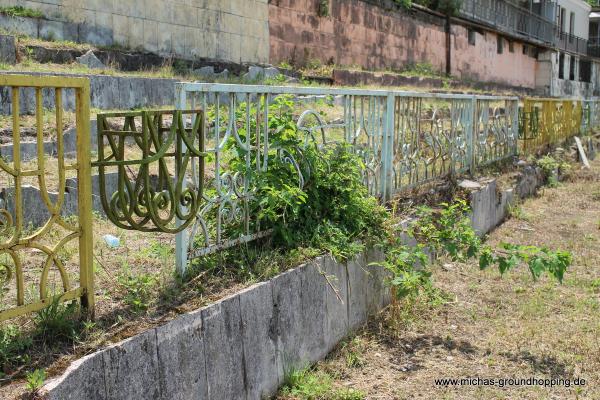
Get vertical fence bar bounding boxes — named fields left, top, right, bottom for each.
left=76, top=81, right=94, bottom=315
left=382, top=93, right=395, bottom=201
left=467, top=96, right=476, bottom=172
left=175, top=84, right=189, bottom=276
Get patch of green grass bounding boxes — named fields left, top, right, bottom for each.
left=0, top=325, right=32, bottom=374
left=33, top=298, right=81, bottom=343
left=280, top=368, right=366, bottom=399
left=0, top=6, right=43, bottom=18
left=117, top=264, right=160, bottom=313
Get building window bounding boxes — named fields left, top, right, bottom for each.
left=569, top=56, right=576, bottom=81
left=580, top=60, right=592, bottom=83
left=497, top=36, right=503, bottom=54
left=569, top=12, right=574, bottom=36
left=508, top=41, right=514, bottom=53
left=559, top=52, right=565, bottom=79
left=523, top=44, right=528, bottom=55
left=468, top=29, right=476, bottom=46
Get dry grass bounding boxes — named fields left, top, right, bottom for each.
left=280, top=159, right=600, bottom=400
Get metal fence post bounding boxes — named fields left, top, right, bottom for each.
left=511, top=99, right=519, bottom=156
left=175, top=84, right=189, bottom=277
left=76, top=81, right=95, bottom=316
left=467, top=97, right=476, bottom=173
left=382, top=93, right=395, bottom=201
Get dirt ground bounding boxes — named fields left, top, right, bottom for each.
left=279, top=160, right=600, bottom=400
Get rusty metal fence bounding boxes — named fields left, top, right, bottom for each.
left=0, top=75, right=93, bottom=322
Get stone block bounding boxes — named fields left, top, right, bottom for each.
left=0, top=14, right=38, bottom=37
left=201, top=294, right=246, bottom=400
left=323, top=255, right=349, bottom=352
left=271, top=267, right=304, bottom=378
left=43, top=350, right=107, bottom=400
left=81, top=14, right=113, bottom=46
left=76, top=50, right=107, bottom=70
left=365, top=246, right=390, bottom=314
left=156, top=309, right=208, bottom=400
left=469, top=180, right=496, bottom=236
left=298, top=258, right=328, bottom=364
left=39, top=19, right=65, bottom=41
left=157, top=22, right=172, bottom=54
left=128, top=17, right=144, bottom=49
left=346, top=252, right=368, bottom=331
left=143, top=19, right=158, bottom=53
left=102, top=329, right=161, bottom=400
left=0, top=34, right=16, bottom=64
left=239, top=281, right=280, bottom=400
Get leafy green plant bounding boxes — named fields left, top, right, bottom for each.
left=117, top=266, right=159, bottom=312
left=380, top=199, right=571, bottom=300
left=226, top=95, right=386, bottom=260
left=411, top=199, right=480, bottom=261
left=0, top=325, right=32, bottom=371
left=536, top=155, right=571, bottom=186
left=25, top=368, right=46, bottom=393
left=281, top=367, right=365, bottom=399
left=479, top=244, right=571, bottom=283
left=318, top=0, right=330, bottom=17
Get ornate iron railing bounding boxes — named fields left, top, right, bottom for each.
left=519, top=98, right=583, bottom=154
left=170, top=83, right=519, bottom=273
left=582, top=99, right=600, bottom=133
left=94, top=110, right=206, bottom=234
left=0, top=74, right=93, bottom=322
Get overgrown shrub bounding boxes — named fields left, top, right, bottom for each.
left=227, top=95, right=387, bottom=260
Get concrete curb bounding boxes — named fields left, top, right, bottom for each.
left=41, top=172, right=546, bottom=400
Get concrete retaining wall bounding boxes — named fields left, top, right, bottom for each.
left=0, top=71, right=176, bottom=114
left=0, top=0, right=269, bottom=63
left=42, top=252, right=389, bottom=400
left=40, top=172, right=542, bottom=400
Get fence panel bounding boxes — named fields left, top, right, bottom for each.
left=172, top=83, right=518, bottom=273
left=0, top=75, right=93, bottom=322
left=582, top=99, right=600, bottom=133
left=520, top=98, right=582, bottom=154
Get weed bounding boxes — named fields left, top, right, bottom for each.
left=281, top=367, right=366, bottom=399
left=537, top=155, right=571, bottom=185
left=0, top=325, right=32, bottom=371
left=25, top=369, right=46, bottom=393
left=117, top=266, right=159, bottom=313
left=33, top=298, right=80, bottom=343
left=0, top=6, right=43, bottom=18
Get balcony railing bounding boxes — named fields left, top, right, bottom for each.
left=588, top=36, right=600, bottom=58
left=557, top=32, right=589, bottom=55
left=459, top=0, right=557, bottom=45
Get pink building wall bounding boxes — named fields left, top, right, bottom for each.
left=269, top=0, right=537, bottom=88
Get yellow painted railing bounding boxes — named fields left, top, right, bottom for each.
left=0, top=75, right=93, bottom=321
left=519, top=98, right=583, bottom=154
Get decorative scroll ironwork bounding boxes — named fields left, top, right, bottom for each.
left=520, top=98, right=582, bottom=154
left=582, top=100, right=600, bottom=133
left=174, top=83, right=520, bottom=272
left=95, top=110, right=205, bottom=234
left=0, top=74, right=93, bottom=322
left=391, top=97, right=472, bottom=191
left=474, top=99, right=518, bottom=166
